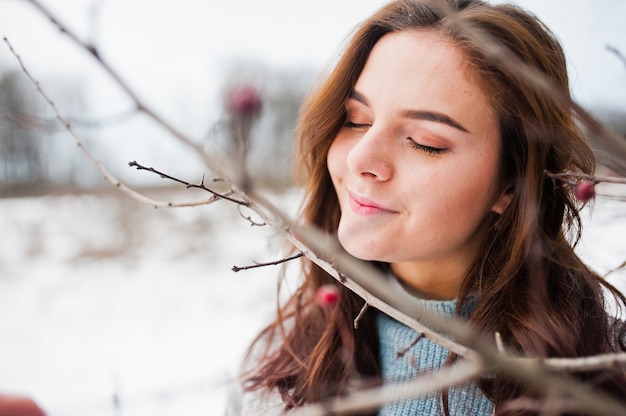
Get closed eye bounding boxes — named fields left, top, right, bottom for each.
left=407, top=137, right=447, bottom=155
left=344, top=121, right=371, bottom=129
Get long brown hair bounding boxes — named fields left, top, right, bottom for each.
left=243, top=0, right=626, bottom=413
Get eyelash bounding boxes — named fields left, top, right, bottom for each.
left=407, top=138, right=447, bottom=155
left=343, top=121, right=370, bottom=129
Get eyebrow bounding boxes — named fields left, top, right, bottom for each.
left=349, top=90, right=470, bottom=133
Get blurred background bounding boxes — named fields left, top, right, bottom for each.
left=0, top=1, right=625, bottom=415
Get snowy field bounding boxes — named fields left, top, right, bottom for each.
left=0, top=184, right=625, bottom=416
left=0, top=187, right=300, bottom=416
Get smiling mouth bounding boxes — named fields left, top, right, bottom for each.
left=348, top=192, right=397, bottom=215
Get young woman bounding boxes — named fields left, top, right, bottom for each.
left=228, top=0, right=626, bottom=414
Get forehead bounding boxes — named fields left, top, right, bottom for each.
left=354, top=30, right=496, bottom=132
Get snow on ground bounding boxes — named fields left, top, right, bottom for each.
left=0, top=184, right=625, bottom=416
left=0, top=187, right=300, bottom=416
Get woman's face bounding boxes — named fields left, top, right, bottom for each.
left=327, top=30, right=510, bottom=299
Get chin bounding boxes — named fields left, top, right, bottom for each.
left=338, top=231, right=383, bottom=262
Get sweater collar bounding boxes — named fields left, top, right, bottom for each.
left=386, top=272, right=477, bottom=320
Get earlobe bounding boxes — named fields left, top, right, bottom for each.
left=491, top=187, right=513, bottom=215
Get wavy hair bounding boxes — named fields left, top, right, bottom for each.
left=243, top=0, right=626, bottom=414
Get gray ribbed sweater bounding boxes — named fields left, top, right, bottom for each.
left=376, top=279, right=494, bottom=415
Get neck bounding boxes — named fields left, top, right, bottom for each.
left=390, top=260, right=469, bottom=300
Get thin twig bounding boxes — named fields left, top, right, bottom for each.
left=604, top=259, right=626, bottom=278
left=128, top=161, right=247, bottom=206
left=353, top=302, right=369, bottom=329
left=495, top=332, right=506, bottom=354
left=544, top=170, right=626, bottom=185
left=396, top=333, right=424, bottom=359
left=237, top=204, right=267, bottom=227
left=606, top=45, right=626, bottom=69
left=231, top=252, right=304, bottom=273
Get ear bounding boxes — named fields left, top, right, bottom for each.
left=491, top=185, right=513, bottom=215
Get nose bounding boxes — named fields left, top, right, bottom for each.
left=345, top=126, right=393, bottom=181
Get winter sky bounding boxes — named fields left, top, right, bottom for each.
left=2, top=0, right=625, bottom=111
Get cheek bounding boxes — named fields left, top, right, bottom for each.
left=452, top=157, right=503, bottom=215
left=422, top=153, right=501, bottom=222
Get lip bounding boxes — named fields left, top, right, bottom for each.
left=348, top=192, right=397, bottom=215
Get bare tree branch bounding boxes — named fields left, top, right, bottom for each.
left=541, top=352, right=626, bottom=373
left=128, top=161, right=247, bottom=206
left=231, top=252, right=304, bottom=273
left=289, top=359, right=483, bottom=416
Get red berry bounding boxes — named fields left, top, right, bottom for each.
left=0, top=394, right=47, bottom=416
left=316, top=284, right=340, bottom=308
left=226, top=85, right=262, bottom=118
left=574, top=180, right=596, bottom=202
